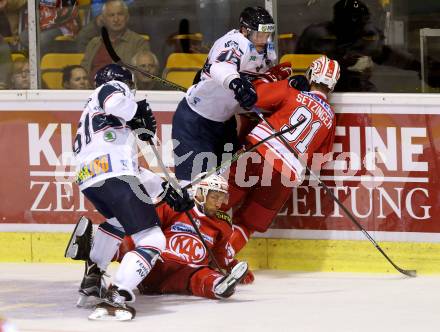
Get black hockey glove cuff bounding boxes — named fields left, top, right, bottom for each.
left=229, top=77, right=257, bottom=109
left=288, top=75, right=310, bottom=92
left=161, top=181, right=195, bottom=213
left=126, top=99, right=157, bottom=141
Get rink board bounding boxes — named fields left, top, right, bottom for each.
left=1, top=90, right=440, bottom=273
left=1, top=232, right=439, bottom=274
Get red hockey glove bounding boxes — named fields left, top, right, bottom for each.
left=260, top=62, right=293, bottom=83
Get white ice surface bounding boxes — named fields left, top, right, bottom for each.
left=0, top=263, right=438, bottom=332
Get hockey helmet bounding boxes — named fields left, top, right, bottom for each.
left=239, top=6, right=275, bottom=48
left=193, top=172, right=229, bottom=207
left=94, top=63, right=135, bottom=89
left=306, top=55, right=341, bottom=91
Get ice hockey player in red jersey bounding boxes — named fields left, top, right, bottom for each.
left=96, top=173, right=249, bottom=300
left=226, top=55, right=341, bottom=257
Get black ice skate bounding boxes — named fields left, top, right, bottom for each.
left=77, top=259, right=107, bottom=308
left=64, top=216, right=93, bottom=260
left=88, top=285, right=136, bottom=321
left=214, top=261, right=248, bottom=298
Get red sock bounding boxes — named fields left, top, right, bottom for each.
left=190, top=267, right=223, bottom=299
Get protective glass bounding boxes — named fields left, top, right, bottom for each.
left=248, top=30, right=273, bottom=45
left=124, top=79, right=137, bottom=95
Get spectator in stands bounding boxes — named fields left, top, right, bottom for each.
left=81, top=0, right=151, bottom=81
left=295, top=0, right=440, bottom=91
left=0, top=0, right=11, bottom=37
left=131, top=50, right=163, bottom=90
left=20, top=0, right=80, bottom=53
left=0, top=0, right=11, bottom=89
left=90, top=0, right=133, bottom=18
left=9, top=57, right=29, bottom=89
left=62, top=64, right=91, bottom=89
left=76, top=13, right=104, bottom=52
left=2, top=0, right=26, bottom=37
left=76, top=0, right=133, bottom=52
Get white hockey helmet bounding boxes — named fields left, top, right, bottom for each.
left=193, top=172, right=229, bottom=206
left=306, top=55, right=341, bottom=91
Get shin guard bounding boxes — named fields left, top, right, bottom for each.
left=90, top=218, right=125, bottom=271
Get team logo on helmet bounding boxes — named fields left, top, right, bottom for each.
left=258, top=23, right=275, bottom=33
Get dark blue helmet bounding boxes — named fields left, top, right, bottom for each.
left=94, top=63, right=135, bottom=89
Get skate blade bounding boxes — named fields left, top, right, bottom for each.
left=76, top=294, right=103, bottom=309
left=64, top=216, right=91, bottom=259
left=214, top=261, right=248, bottom=295
left=88, top=307, right=134, bottom=321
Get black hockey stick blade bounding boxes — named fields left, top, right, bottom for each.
left=375, top=243, right=417, bottom=277
left=399, top=268, right=417, bottom=278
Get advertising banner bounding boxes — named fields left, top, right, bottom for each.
left=0, top=91, right=439, bottom=241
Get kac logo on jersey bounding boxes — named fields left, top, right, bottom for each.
left=169, top=233, right=206, bottom=263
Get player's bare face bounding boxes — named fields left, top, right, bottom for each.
left=103, top=3, right=128, bottom=34
left=204, top=191, right=228, bottom=217
left=249, top=31, right=271, bottom=53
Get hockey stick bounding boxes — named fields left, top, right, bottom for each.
left=144, top=137, right=227, bottom=276
left=180, top=120, right=305, bottom=191
left=101, top=27, right=187, bottom=92
left=251, top=107, right=417, bottom=278
left=152, top=119, right=306, bottom=209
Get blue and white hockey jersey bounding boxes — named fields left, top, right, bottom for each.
left=73, top=80, right=140, bottom=189
left=185, top=29, right=277, bottom=122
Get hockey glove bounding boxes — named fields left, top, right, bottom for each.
left=288, top=75, right=310, bottom=92
left=161, top=181, right=195, bottom=212
left=260, top=62, right=293, bottom=83
left=229, top=77, right=257, bottom=109
left=126, top=99, right=157, bottom=141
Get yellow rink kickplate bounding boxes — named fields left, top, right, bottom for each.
left=2, top=233, right=440, bottom=274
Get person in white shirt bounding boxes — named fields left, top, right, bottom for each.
left=67, top=63, right=194, bottom=321
left=171, top=6, right=277, bottom=184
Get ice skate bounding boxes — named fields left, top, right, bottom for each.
left=77, top=259, right=107, bottom=308
left=88, top=285, right=136, bottom=321
left=64, top=216, right=92, bottom=260
left=214, top=261, right=248, bottom=298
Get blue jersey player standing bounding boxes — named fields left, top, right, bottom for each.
left=66, top=64, right=193, bottom=321
left=172, top=6, right=277, bottom=184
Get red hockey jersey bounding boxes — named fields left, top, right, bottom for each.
left=156, top=204, right=234, bottom=268
left=247, top=80, right=336, bottom=181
